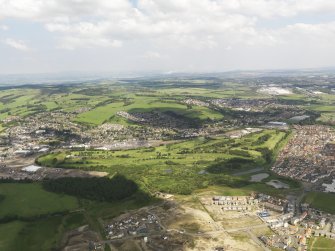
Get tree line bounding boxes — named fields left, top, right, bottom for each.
left=42, top=175, right=138, bottom=202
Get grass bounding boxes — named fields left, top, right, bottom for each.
left=303, top=192, right=335, bottom=214
left=308, top=237, right=335, bottom=251
left=37, top=130, right=293, bottom=195
left=0, top=181, right=152, bottom=251
left=0, top=182, right=86, bottom=251
left=0, top=221, right=24, bottom=251
left=0, top=214, right=87, bottom=251
left=0, top=183, right=79, bottom=219
left=74, top=96, right=224, bottom=126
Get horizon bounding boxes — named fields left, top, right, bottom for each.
left=1, top=66, right=335, bottom=86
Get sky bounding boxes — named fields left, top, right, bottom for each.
left=0, top=0, right=335, bottom=75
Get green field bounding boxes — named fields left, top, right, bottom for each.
left=38, top=130, right=292, bottom=195
left=0, top=183, right=85, bottom=251
left=308, top=237, right=335, bottom=251
left=75, top=97, right=224, bottom=126
left=303, top=192, right=335, bottom=214
left=0, top=183, right=78, bottom=219
left=0, top=213, right=88, bottom=251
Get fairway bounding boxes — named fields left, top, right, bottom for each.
left=0, top=183, right=79, bottom=219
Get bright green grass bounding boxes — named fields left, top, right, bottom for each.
left=75, top=96, right=224, bottom=125
left=0, top=183, right=79, bottom=218
left=303, top=192, right=335, bottom=214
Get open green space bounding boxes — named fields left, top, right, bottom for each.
left=308, top=237, right=335, bottom=251
left=0, top=183, right=79, bottom=219
left=0, top=213, right=88, bottom=251
left=37, top=129, right=293, bottom=195
left=74, top=96, right=224, bottom=126
left=303, top=192, right=335, bottom=214
left=0, top=181, right=152, bottom=251
left=0, top=182, right=86, bottom=251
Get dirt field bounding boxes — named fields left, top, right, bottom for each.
left=100, top=195, right=272, bottom=251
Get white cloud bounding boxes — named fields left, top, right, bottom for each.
left=0, top=0, right=335, bottom=72
left=0, top=24, right=9, bottom=30
left=3, top=38, right=30, bottom=51
left=58, top=36, right=122, bottom=50
left=143, top=51, right=162, bottom=59
left=1, top=0, right=334, bottom=50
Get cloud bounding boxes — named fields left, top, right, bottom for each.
left=0, top=24, right=9, bottom=30
left=58, top=36, right=122, bottom=50
left=3, top=38, right=30, bottom=51
left=1, top=0, right=334, bottom=50
left=0, top=0, right=335, bottom=72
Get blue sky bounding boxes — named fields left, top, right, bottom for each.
left=1, top=0, right=335, bottom=74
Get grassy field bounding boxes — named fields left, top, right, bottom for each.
left=0, top=213, right=87, bottom=251
left=0, top=183, right=78, bottom=219
left=0, top=183, right=86, bottom=251
left=0, top=181, right=155, bottom=251
left=308, top=237, right=335, bottom=251
left=303, top=192, right=335, bottom=214
left=74, top=96, right=224, bottom=126
left=38, top=130, right=291, bottom=195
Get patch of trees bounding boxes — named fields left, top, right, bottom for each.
left=0, top=178, right=33, bottom=184
left=206, top=157, right=253, bottom=173
left=253, top=134, right=271, bottom=145
left=42, top=175, right=138, bottom=202
left=256, top=147, right=273, bottom=164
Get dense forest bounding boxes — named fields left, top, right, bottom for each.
left=42, top=175, right=138, bottom=202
